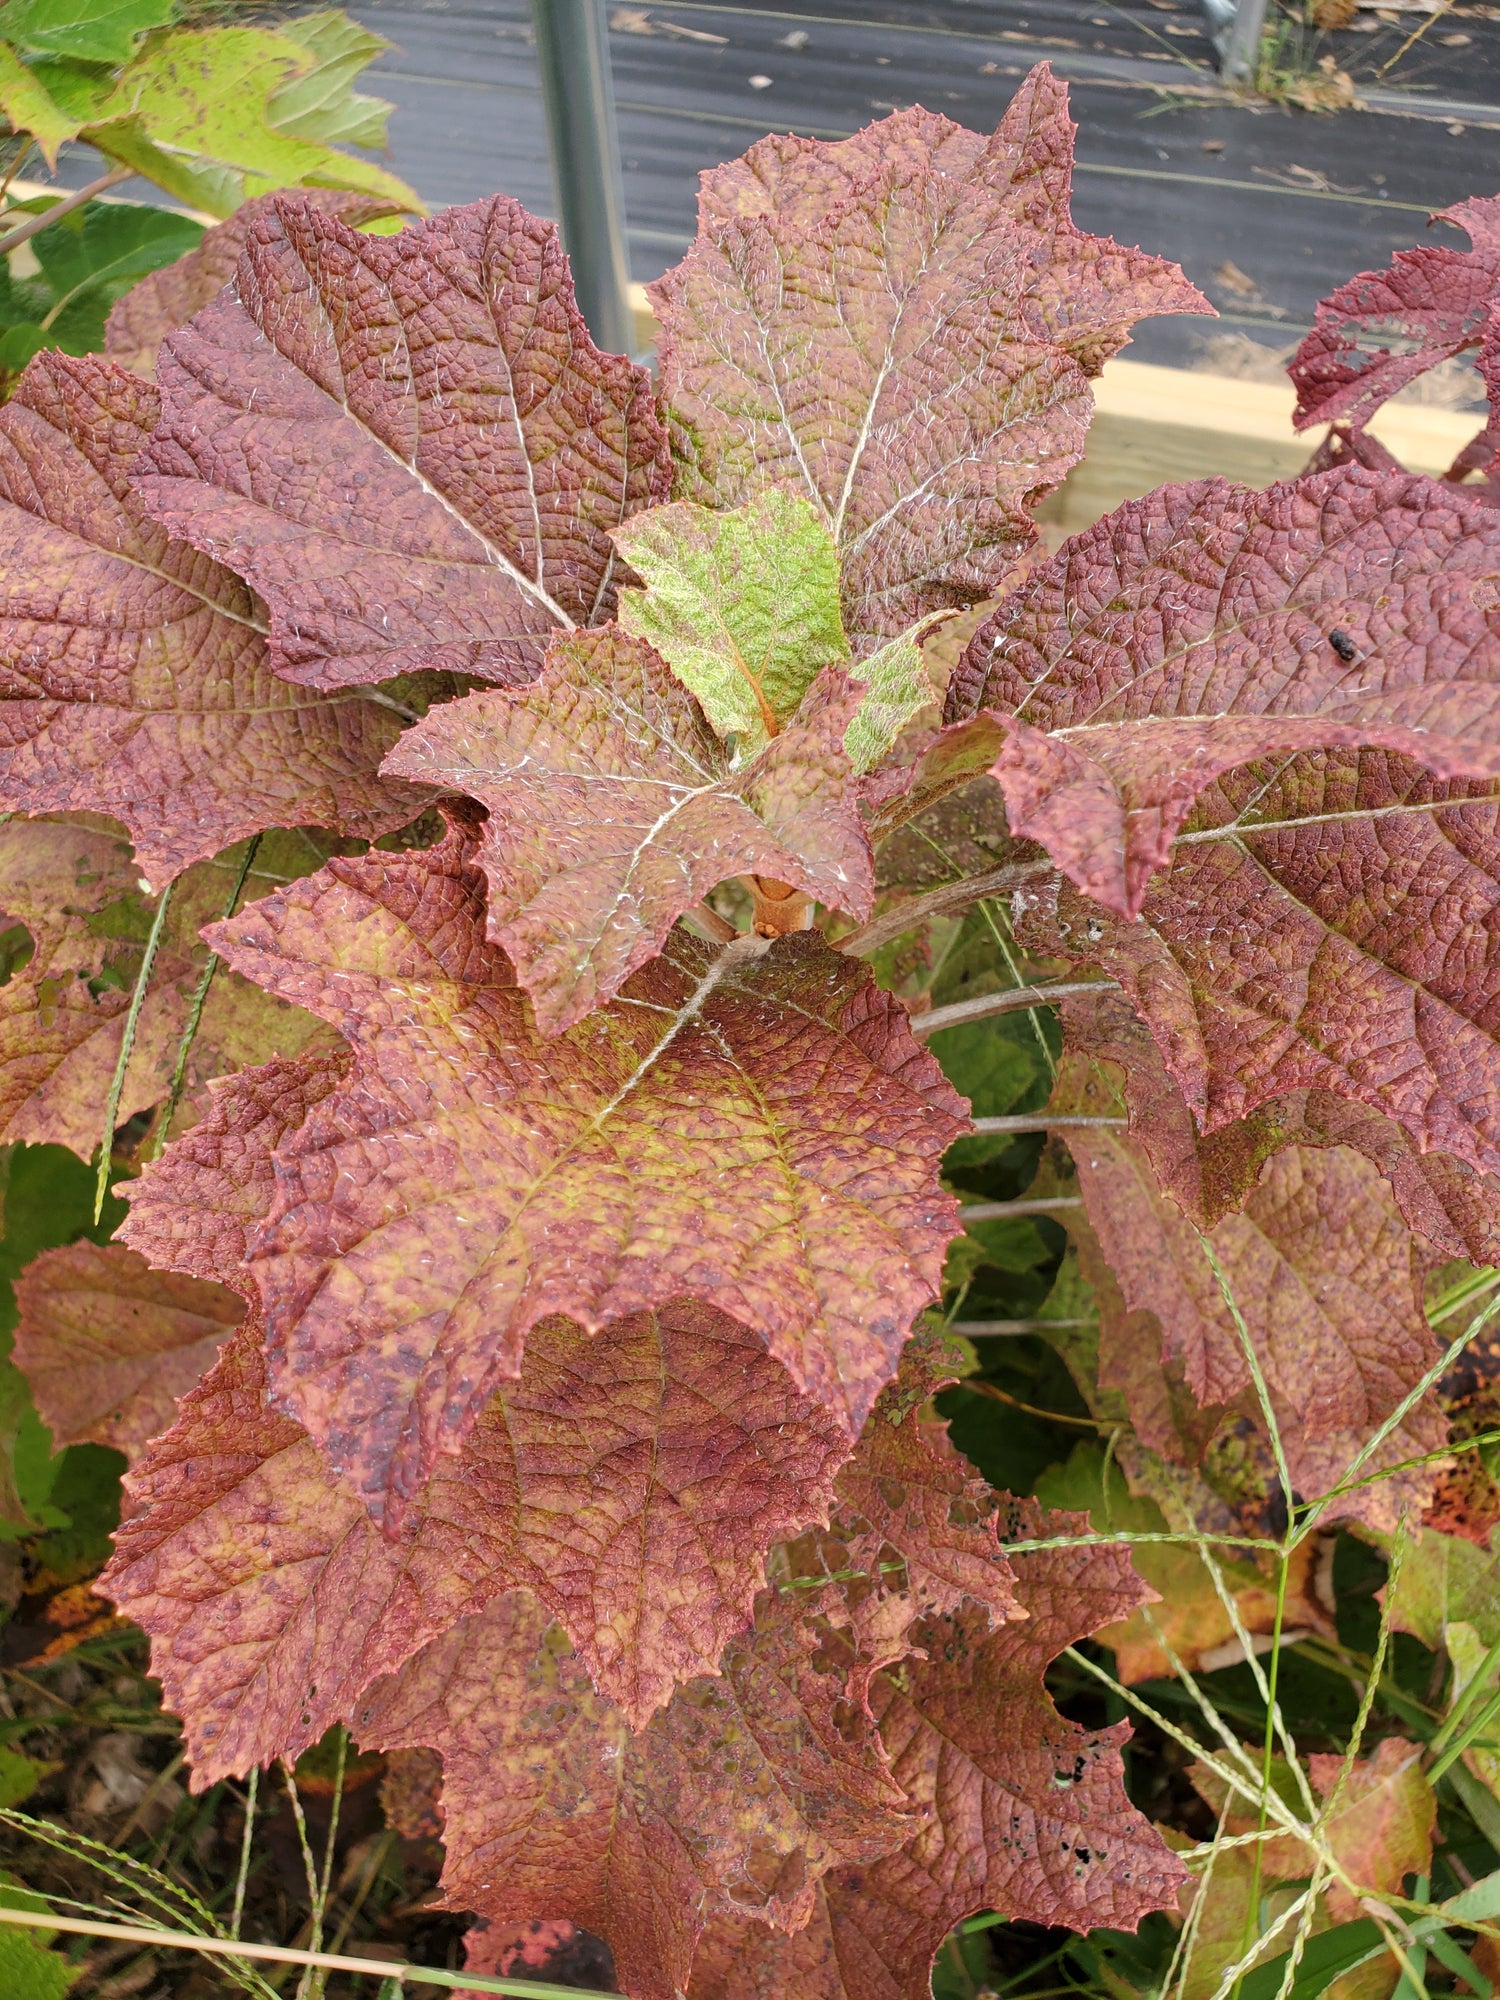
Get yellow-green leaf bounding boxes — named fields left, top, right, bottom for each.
left=0, top=44, right=78, bottom=167
left=843, top=623, right=938, bottom=774
left=613, top=490, right=849, bottom=757
left=268, top=8, right=394, bottom=149
left=84, top=24, right=421, bottom=218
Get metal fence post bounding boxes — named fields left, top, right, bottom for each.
left=1218, top=0, right=1269, bottom=80
left=529, top=0, right=635, bottom=355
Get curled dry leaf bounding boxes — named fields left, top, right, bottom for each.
left=353, top=1585, right=916, bottom=2000
left=136, top=195, right=671, bottom=691
left=191, top=812, right=964, bottom=1525
left=947, top=466, right=1500, bottom=918
left=0, top=350, right=429, bottom=887
left=12, top=1241, right=242, bottom=1462
left=689, top=1503, right=1187, bottom=2000
left=384, top=628, right=874, bottom=1033
left=0, top=819, right=331, bottom=1156
left=1290, top=193, right=1500, bottom=433
left=104, top=188, right=410, bottom=377
left=652, top=71, right=1207, bottom=653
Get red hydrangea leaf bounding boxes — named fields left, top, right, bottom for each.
left=443, top=1300, right=850, bottom=1725
left=1059, top=985, right=1500, bottom=1267
left=1057, top=1085, right=1446, bottom=1525
left=12, top=1241, right=243, bottom=1461
left=103, top=1293, right=849, bottom=1773
left=104, top=189, right=409, bottom=378
left=122, top=1056, right=860, bottom=1725
left=353, top=1585, right=915, bottom=2000
left=947, top=466, right=1500, bottom=917
left=99, top=1320, right=453, bottom=1786
left=1009, top=747, right=1500, bottom=1178
left=197, top=812, right=966, bottom=1524
left=384, top=628, right=874, bottom=1032
left=121, top=1049, right=353, bottom=1299
left=830, top=1391, right=1022, bottom=1636
left=1290, top=195, right=1500, bottom=432
left=0, top=820, right=332, bottom=1155
left=0, top=350, right=427, bottom=887
left=651, top=71, right=1207, bottom=653
left=689, top=1503, right=1187, bottom=2000
left=136, top=195, right=671, bottom=691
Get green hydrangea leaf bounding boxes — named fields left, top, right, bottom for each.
left=0, top=43, right=78, bottom=166
left=83, top=24, right=422, bottom=218
left=268, top=8, right=394, bottom=150
left=843, top=624, right=938, bottom=775
left=613, top=490, right=850, bottom=757
left=0, top=0, right=172, bottom=65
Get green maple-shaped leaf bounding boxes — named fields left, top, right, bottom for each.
left=0, top=44, right=79, bottom=166
left=842, top=626, right=938, bottom=776
left=83, top=23, right=421, bottom=217
left=384, top=626, right=874, bottom=1034
left=0, top=0, right=173, bottom=64
left=265, top=9, right=395, bottom=150
left=614, top=491, right=851, bottom=756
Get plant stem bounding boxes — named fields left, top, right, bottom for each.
left=0, top=1906, right=621, bottom=1997
left=231, top=1768, right=258, bottom=1941
left=94, top=876, right=175, bottom=1224
left=0, top=164, right=133, bottom=257
left=910, top=982, right=1119, bottom=1040
left=838, top=858, right=1056, bottom=957
left=152, top=834, right=262, bottom=1160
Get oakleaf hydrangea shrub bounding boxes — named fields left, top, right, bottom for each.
left=1, top=61, right=1498, bottom=2000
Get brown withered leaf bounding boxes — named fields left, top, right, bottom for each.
left=1058, top=985, right=1500, bottom=1266
left=122, top=1067, right=857, bottom=1729
left=652, top=71, right=1206, bottom=653
left=137, top=195, right=670, bottom=691
left=0, top=820, right=330, bottom=1156
left=12, top=1241, right=242, bottom=1461
left=948, top=467, right=1500, bottom=918
left=1010, top=745, right=1500, bottom=1179
left=104, top=189, right=409, bottom=377
left=384, top=628, right=873, bottom=1033
left=194, top=811, right=965, bottom=1526
left=353, top=1585, right=915, bottom=2000
left=0, top=351, right=426, bottom=887
left=1057, top=1080, right=1446, bottom=1524
left=689, top=1502, right=1187, bottom=2000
